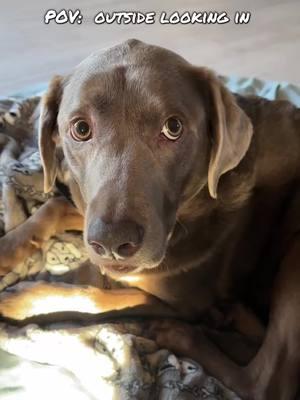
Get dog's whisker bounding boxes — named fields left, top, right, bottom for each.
left=176, top=218, right=189, bottom=238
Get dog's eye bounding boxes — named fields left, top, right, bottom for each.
left=161, top=117, right=183, bottom=141
left=71, top=120, right=92, bottom=141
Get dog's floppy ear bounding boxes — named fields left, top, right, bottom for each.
left=194, top=68, right=253, bottom=199
left=39, top=75, right=64, bottom=193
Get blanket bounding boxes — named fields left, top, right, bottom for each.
left=0, top=76, right=299, bottom=400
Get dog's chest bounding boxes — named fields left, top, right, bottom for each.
left=129, top=267, right=220, bottom=319
left=127, top=187, right=297, bottom=319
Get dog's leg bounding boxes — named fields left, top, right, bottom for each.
left=241, top=235, right=300, bottom=400
left=0, top=196, right=83, bottom=275
left=205, top=302, right=265, bottom=340
left=2, top=182, right=27, bottom=232
left=203, top=327, right=261, bottom=366
left=0, top=281, right=176, bottom=321
left=149, top=236, right=300, bottom=400
left=148, top=319, right=254, bottom=397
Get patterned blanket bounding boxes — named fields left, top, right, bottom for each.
left=1, top=76, right=299, bottom=399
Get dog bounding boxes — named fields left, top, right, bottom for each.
left=0, top=39, right=300, bottom=399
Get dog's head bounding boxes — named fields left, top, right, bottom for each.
left=39, top=39, right=252, bottom=278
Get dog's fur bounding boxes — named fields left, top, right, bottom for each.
left=1, top=39, right=300, bottom=399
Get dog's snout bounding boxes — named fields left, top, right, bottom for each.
left=87, top=218, right=144, bottom=260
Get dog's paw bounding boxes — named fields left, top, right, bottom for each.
left=0, top=282, right=44, bottom=320
left=146, top=319, right=199, bottom=355
left=0, top=229, right=42, bottom=276
left=0, top=291, right=25, bottom=320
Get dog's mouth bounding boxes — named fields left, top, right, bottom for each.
left=101, top=263, right=138, bottom=275
left=99, top=256, right=164, bottom=277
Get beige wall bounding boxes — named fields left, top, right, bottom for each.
left=1, top=0, right=299, bottom=95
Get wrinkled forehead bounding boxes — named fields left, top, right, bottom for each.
left=60, top=43, right=198, bottom=119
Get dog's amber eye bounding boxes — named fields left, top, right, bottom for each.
left=71, top=120, right=92, bottom=141
left=161, top=117, right=183, bottom=141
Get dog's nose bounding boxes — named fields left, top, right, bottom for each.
left=87, top=218, right=144, bottom=260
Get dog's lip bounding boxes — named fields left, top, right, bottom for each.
left=103, top=264, right=137, bottom=274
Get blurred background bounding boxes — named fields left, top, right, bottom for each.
left=1, top=0, right=299, bottom=95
